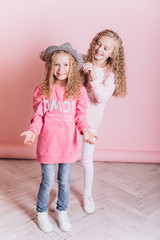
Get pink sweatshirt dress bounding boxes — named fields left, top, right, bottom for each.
left=28, top=84, right=88, bottom=164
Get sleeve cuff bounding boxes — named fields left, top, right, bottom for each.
left=89, top=78, right=100, bottom=89
left=28, top=126, right=39, bottom=136
left=77, top=123, right=89, bottom=135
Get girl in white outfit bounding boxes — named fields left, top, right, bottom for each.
left=81, top=29, right=127, bottom=214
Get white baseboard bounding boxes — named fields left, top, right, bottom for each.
left=0, top=145, right=160, bottom=163
left=84, top=149, right=160, bottom=163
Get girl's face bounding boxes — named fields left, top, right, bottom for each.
left=94, top=35, right=115, bottom=63
left=53, top=52, right=70, bottom=81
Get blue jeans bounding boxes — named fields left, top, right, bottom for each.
left=37, top=163, right=72, bottom=212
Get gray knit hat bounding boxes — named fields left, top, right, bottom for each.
left=44, top=42, right=83, bottom=70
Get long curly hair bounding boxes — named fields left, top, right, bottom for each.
left=84, top=29, right=127, bottom=97
left=40, top=51, right=82, bottom=99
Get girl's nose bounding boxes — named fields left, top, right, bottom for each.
left=59, top=65, right=63, bottom=70
left=98, top=45, right=103, bottom=52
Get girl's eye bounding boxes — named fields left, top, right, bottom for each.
left=65, top=64, right=69, bottom=67
left=54, top=63, right=59, bottom=66
left=104, top=48, right=108, bottom=51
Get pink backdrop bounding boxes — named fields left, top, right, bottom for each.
left=0, top=0, right=160, bottom=162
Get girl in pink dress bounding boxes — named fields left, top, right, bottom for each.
left=21, top=42, right=97, bottom=233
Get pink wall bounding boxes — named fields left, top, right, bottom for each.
left=0, top=0, right=160, bottom=162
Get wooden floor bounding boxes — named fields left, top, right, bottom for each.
left=0, top=159, right=160, bottom=240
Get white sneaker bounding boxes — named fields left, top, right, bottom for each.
left=57, top=210, right=71, bottom=232
left=49, top=196, right=58, bottom=212
left=36, top=211, right=54, bottom=232
left=83, top=196, right=95, bottom=214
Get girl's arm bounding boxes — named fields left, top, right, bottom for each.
left=21, top=85, right=44, bottom=144
left=75, top=86, right=89, bottom=132
left=75, top=86, right=97, bottom=144
left=89, top=72, right=115, bottom=103
left=28, top=85, right=44, bottom=135
left=83, top=62, right=115, bottom=103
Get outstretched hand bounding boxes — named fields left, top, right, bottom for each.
left=20, top=130, right=36, bottom=145
left=82, top=129, right=98, bottom=145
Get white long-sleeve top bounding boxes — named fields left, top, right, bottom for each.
left=86, top=66, right=115, bottom=129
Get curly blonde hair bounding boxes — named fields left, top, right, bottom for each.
left=40, top=51, right=82, bottom=99
left=84, top=29, right=127, bottom=97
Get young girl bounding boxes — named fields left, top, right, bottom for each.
left=21, top=42, right=97, bottom=233
left=81, top=29, right=127, bottom=214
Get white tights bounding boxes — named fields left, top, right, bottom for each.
left=81, top=129, right=96, bottom=197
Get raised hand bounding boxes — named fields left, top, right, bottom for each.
left=83, top=62, right=96, bottom=81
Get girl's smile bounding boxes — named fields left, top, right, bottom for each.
left=95, top=51, right=103, bottom=57
left=53, top=53, right=70, bottom=85
left=57, top=73, right=66, bottom=77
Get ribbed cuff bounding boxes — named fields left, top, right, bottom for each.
left=28, top=126, right=39, bottom=136
left=89, top=79, right=100, bottom=89
left=78, top=123, right=89, bottom=135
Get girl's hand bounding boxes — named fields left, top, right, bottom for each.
left=20, top=130, right=36, bottom=145
left=83, top=62, right=96, bottom=81
left=82, top=129, right=98, bottom=145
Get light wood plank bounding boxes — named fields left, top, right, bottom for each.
left=0, top=159, right=160, bottom=240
